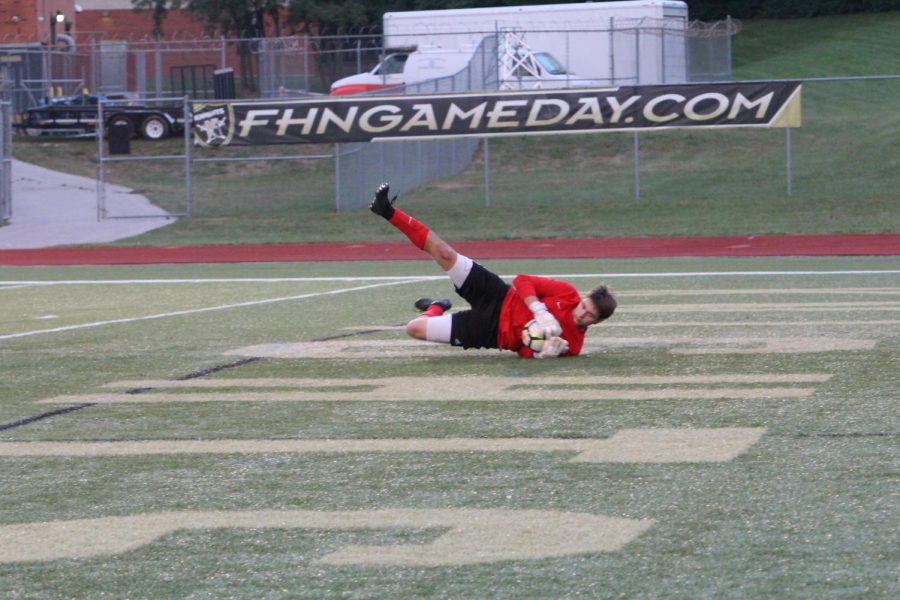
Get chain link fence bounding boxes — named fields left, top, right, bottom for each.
left=1, top=19, right=735, bottom=111
left=83, top=74, right=899, bottom=239
left=334, top=34, right=500, bottom=212
left=4, top=20, right=741, bottom=221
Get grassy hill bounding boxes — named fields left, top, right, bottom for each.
left=11, top=11, right=900, bottom=244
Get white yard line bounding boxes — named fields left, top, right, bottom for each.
left=0, top=280, right=416, bottom=341
left=602, top=320, right=900, bottom=327
left=623, top=288, right=900, bottom=296
left=560, top=270, right=900, bottom=278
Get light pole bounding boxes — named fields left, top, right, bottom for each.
left=50, top=11, right=65, bottom=46
left=48, top=11, right=66, bottom=98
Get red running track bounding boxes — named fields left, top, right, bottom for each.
left=0, top=233, right=898, bottom=266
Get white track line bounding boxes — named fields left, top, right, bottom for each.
left=0, top=277, right=444, bottom=285
left=2, top=269, right=899, bottom=286
left=0, top=284, right=34, bottom=291
left=0, top=280, right=416, bottom=341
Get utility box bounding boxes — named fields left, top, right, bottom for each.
left=214, top=68, right=236, bottom=99
left=108, top=121, right=131, bottom=155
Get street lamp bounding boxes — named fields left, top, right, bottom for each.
left=50, top=11, right=65, bottom=46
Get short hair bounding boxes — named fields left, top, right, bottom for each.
left=588, top=284, right=617, bottom=323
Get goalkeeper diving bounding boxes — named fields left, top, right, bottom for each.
left=370, top=183, right=616, bottom=358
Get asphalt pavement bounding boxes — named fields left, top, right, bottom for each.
left=0, top=159, right=174, bottom=249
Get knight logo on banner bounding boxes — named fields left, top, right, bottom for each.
left=192, top=103, right=235, bottom=147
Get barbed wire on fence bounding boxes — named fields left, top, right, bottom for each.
left=688, top=18, right=743, bottom=38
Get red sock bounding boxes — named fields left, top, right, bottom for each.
left=423, top=304, right=446, bottom=317
left=389, top=208, right=430, bottom=250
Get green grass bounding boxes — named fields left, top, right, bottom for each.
left=9, top=11, right=900, bottom=245
left=1, top=256, right=898, bottom=598
left=732, top=11, right=900, bottom=78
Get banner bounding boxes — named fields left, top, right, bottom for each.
left=192, top=81, right=801, bottom=147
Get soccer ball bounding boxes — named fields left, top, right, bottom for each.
left=521, top=319, right=546, bottom=353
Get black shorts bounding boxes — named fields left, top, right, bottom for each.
left=450, top=262, right=511, bottom=349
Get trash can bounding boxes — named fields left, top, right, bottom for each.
left=108, top=120, right=131, bottom=155
left=214, top=68, right=236, bottom=99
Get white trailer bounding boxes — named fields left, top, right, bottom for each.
left=383, top=1, right=689, bottom=86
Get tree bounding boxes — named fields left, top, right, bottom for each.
left=132, top=0, right=287, bottom=91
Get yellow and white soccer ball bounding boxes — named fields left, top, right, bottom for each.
left=521, top=319, right=546, bottom=353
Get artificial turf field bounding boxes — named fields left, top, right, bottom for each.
left=0, top=255, right=897, bottom=599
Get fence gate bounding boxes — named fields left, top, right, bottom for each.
left=0, top=101, right=11, bottom=225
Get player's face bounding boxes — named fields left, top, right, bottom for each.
left=573, top=297, right=600, bottom=327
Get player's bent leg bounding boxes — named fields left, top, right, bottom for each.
left=405, top=317, right=428, bottom=340
left=405, top=314, right=452, bottom=343
left=422, top=231, right=459, bottom=272
left=446, top=253, right=474, bottom=289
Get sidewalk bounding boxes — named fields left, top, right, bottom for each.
left=0, top=159, right=174, bottom=249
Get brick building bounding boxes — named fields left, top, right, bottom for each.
left=1, top=1, right=316, bottom=103
left=0, top=1, right=214, bottom=45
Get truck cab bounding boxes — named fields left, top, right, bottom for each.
left=503, top=50, right=606, bottom=90
left=330, top=45, right=475, bottom=96
left=331, top=39, right=605, bottom=96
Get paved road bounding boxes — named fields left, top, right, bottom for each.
left=0, top=159, right=173, bottom=249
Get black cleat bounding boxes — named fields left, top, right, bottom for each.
left=369, top=182, right=397, bottom=220
left=414, top=297, right=452, bottom=312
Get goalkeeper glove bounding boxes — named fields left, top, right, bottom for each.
left=536, top=336, right=569, bottom=359
left=528, top=301, right=562, bottom=338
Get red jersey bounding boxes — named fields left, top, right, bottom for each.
left=497, top=274, right=586, bottom=358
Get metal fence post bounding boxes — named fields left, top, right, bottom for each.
left=184, top=96, right=193, bottom=216
left=155, top=41, right=163, bottom=98
left=0, top=102, right=12, bottom=225
left=786, top=127, right=793, bottom=197
left=609, top=18, right=615, bottom=85
left=633, top=131, right=641, bottom=202
left=726, top=15, right=733, bottom=80
left=97, top=100, right=106, bottom=220
left=483, top=137, right=491, bottom=208
left=304, top=37, right=310, bottom=92
left=635, top=28, right=641, bottom=84
left=334, top=145, right=341, bottom=212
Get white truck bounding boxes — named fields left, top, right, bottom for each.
left=331, top=1, right=688, bottom=95
left=330, top=33, right=605, bottom=95
left=394, top=2, right=686, bottom=83
left=331, top=45, right=479, bottom=96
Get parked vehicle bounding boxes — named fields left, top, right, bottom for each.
left=330, top=35, right=605, bottom=96
left=16, top=93, right=184, bottom=140
left=381, top=1, right=689, bottom=87
left=331, top=45, right=476, bottom=95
